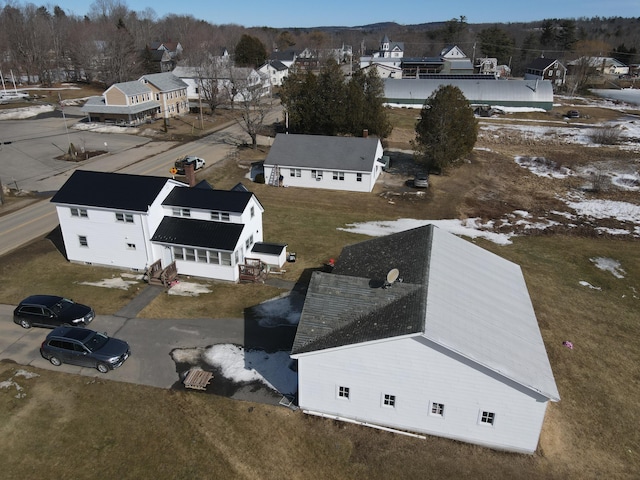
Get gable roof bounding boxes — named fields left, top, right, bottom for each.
left=151, top=216, right=244, bottom=250
left=139, top=72, right=187, bottom=91
left=292, top=225, right=560, bottom=402
left=50, top=170, right=172, bottom=212
left=162, top=186, right=258, bottom=213
left=264, top=134, right=382, bottom=172
left=527, top=57, right=562, bottom=71
left=110, top=81, right=153, bottom=96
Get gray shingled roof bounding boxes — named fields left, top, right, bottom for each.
left=140, top=72, right=187, bottom=91
left=264, top=134, right=382, bottom=172
left=81, top=95, right=161, bottom=115
left=292, top=224, right=560, bottom=401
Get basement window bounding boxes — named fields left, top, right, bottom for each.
left=480, top=411, right=495, bottom=426
left=430, top=402, right=445, bottom=417
left=338, top=386, right=350, bottom=399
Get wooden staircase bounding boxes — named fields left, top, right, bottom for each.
left=145, top=260, right=178, bottom=288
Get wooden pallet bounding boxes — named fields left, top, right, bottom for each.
left=183, top=369, right=213, bottom=390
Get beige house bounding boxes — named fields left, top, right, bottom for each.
left=81, top=72, right=188, bottom=126
left=139, top=72, right=189, bottom=119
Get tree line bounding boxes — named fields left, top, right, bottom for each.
left=1, top=0, right=638, bottom=88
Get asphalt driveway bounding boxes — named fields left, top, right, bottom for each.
left=0, top=303, right=244, bottom=388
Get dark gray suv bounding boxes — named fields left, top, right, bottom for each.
left=14, top=295, right=94, bottom=329
left=40, top=326, right=131, bottom=373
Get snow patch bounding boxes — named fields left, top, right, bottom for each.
left=590, top=257, right=626, bottom=279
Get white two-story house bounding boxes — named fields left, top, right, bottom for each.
left=50, top=170, right=266, bottom=283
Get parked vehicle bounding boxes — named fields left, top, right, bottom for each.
left=13, top=295, right=94, bottom=329
left=413, top=172, right=429, bottom=188
left=40, top=326, right=131, bottom=373
left=174, top=155, right=205, bottom=174
left=567, top=110, right=580, bottom=119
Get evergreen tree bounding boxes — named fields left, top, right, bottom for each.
left=234, top=34, right=267, bottom=67
left=413, top=85, right=478, bottom=173
left=477, top=26, right=515, bottom=64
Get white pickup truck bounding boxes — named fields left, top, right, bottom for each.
left=174, top=155, right=205, bottom=174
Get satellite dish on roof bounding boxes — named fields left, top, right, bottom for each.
left=386, top=268, right=399, bottom=285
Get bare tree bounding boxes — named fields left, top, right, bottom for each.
left=230, top=77, right=272, bottom=149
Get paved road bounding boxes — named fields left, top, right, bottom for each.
left=0, top=103, right=283, bottom=257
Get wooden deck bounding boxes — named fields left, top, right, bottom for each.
left=183, top=369, right=214, bottom=390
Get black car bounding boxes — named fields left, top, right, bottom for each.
left=40, top=326, right=131, bottom=373
left=14, top=295, right=95, bottom=329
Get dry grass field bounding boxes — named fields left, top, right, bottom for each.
left=0, top=93, right=639, bottom=479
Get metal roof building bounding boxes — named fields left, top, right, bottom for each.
left=383, top=77, right=554, bottom=110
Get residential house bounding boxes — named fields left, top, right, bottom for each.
left=524, top=57, right=566, bottom=87
left=143, top=47, right=174, bottom=73
left=269, top=50, right=297, bottom=69
left=172, top=65, right=266, bottom=109
left=291, top=225, right=560, bottom=454
left=263, top=134, right=385, bottom=193
left=139, top=72, right=189, bottom=120
left=568, top=56, right=630, bottom=76
left=257, top=60, right=289, bottom=89
left=401, top=45, right=475, bottom=78
left=49, top=170, right=274, bottom=283
left=81, top=80, right=160, bottom=125
left=359, top=35, right=404, bottom=69
left=149, top=41, right=183, bottom=60
left=81, top=72, right=188, bottom=125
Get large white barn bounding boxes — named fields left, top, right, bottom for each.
left=291, top=225, right=559, bottom=453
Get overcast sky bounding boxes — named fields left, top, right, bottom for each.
left=40, top=0, right=640, bottom=28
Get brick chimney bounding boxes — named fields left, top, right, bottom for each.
left=184, top=161, right=196, bottom=187
left=363, top=129, right=368, bottom=138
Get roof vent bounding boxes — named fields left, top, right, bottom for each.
left=383, top=268, right=399, bottom=289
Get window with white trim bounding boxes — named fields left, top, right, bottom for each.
left=250, top=206, right=255, bottom=218
left=172, top=207, right=190, bottom=217
left=338, top=386, right=350, bottom=399
left=78, top=235, right=88, bottom=247
left=480, top=411, right=495, bottom=425
left=356, top=173, right=362, bottom=182
left=71, top=207, right=88, bottom=218
left=430, top=402, right=444, bottom=417
left=290, top=168, right=301, bottom=177
left=115, top=212, right=134, bottom=223
left=383, top=394, right=396, bottom=408
left=211, top=211, right=230, bottom=221
left=333, top=171, right=345, bottom=181
left=126, top=243, right=136, bottom=250
left=311, top=170, right=323, bottom=179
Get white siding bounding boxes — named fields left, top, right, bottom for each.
left=56, top=206, right=150, bottom=269
left=264, top=165, right=382, bottom=193
left=296, top=336, right=549, bottom=453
